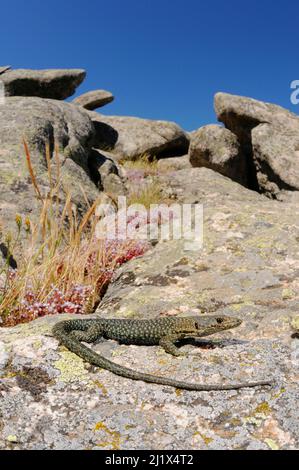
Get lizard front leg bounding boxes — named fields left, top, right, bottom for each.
left=159, top=334, right=186, bottom=356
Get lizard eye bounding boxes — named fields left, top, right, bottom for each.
left=195, top=322, right=200, bottom=329
left=216, top=318, right=224, bottom=324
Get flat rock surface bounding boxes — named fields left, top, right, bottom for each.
left=0, top=168, right=298, bottom=449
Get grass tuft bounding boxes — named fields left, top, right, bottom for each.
left=127, top=180, right=166, bottom=209
left=0, top=142, right=149, bottom=327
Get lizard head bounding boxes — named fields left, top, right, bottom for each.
left=175, top=315, right=242, bottom=338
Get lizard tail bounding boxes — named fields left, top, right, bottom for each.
left=53, top=321, right=273, bottom=392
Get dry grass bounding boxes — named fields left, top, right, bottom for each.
left=0, top=142, right=148, bottom=326
left=120, top=154, right=159, bottom=177
left=127, top=179, right=166, bottom=209
left=119, top=155, right=172, bottom=208
left=120, top=153, right=179, bottom=176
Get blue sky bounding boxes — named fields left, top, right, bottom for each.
left=1, top=0, right=298, bottom=130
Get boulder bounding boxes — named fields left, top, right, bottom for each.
left=215, top=92, right=299, bottom=131
left=252, top=123, right=299, bottom=196
left=0, top=96, right=100, bottom=244
left=214, top=92, right=299, bottom=197
left=189, top=125, right=246, bottom=185
left=1, top=69, right=86, bottom=100
left=88, top=112, right=190, bottom=160
left=73, top=89, right=114, bottom=110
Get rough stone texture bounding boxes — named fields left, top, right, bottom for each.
left=88, top=149, right=127, bottom=195
left=215, top=92, right=299, bottom=129
left=251, top=123, right=299, bottom=196
left=157, top=154, right=191, bottom=171
left=189, top=125, right=246, bottom=185
left=0, top=96, right=100, bottom=243
left=88, top=111, right=190, bottom=160
left=1, top=168, right=298, bottom=449
left=0, top=66, right=11, bottom=76
left=1, top=69, right=86, bottom=100
left=73, top=90, right=114, bottom=110
left=214, top=92, right=299, bottom=197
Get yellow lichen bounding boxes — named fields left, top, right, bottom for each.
left=93, top=380, right=108, bottom=396
left=125, top=424, right=136, bottom=430
left=291, top=316, right=299, bottom=331
left=244, top=416, right=263, bottom=426
left=230, top=418, right=242, bottom=427
left=54, top=350, right=89, bottom=383
left=254, top=402, right=272, bottom=416
left=4, top=371, right=17, bottom=379
left=244, top=402, right=272, bottom=426
left=94, top=421, right=121, bottom=450
left=264, top=438, right=279, bottom=450
left=112, top=347, right=126, bottom=357
left=116, top=308, right=138, bottom=318
left=282, top=289, right=294, bottom=300
left=193, top=431, right=213, bottom=445
left=33, top=340, right=42, bottom=350
left=271, top=388, right=286, bottom=400
left=230, top=300, right=254, bottom=311
left=157, top=358, right=168, bottom=366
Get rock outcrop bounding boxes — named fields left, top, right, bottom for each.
left=88, top=112, right=190, bottom=160
left=189, top=124, right=246, bottom=185
left=0, top=69, right=86, bottom=100
left=215, top=92, right=299, bottom=198
left=0, top=96, right=99, bottom=240
left=1, top=168, right=298, bottom=450
left=1, top=66, right=299, bottom=450
left=73, top=90, right=114, bottom=110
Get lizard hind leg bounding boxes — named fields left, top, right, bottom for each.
left=69, top=325, right=104, bottom=343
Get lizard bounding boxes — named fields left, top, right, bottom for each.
left=52, top=315, right=273, bottom=391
